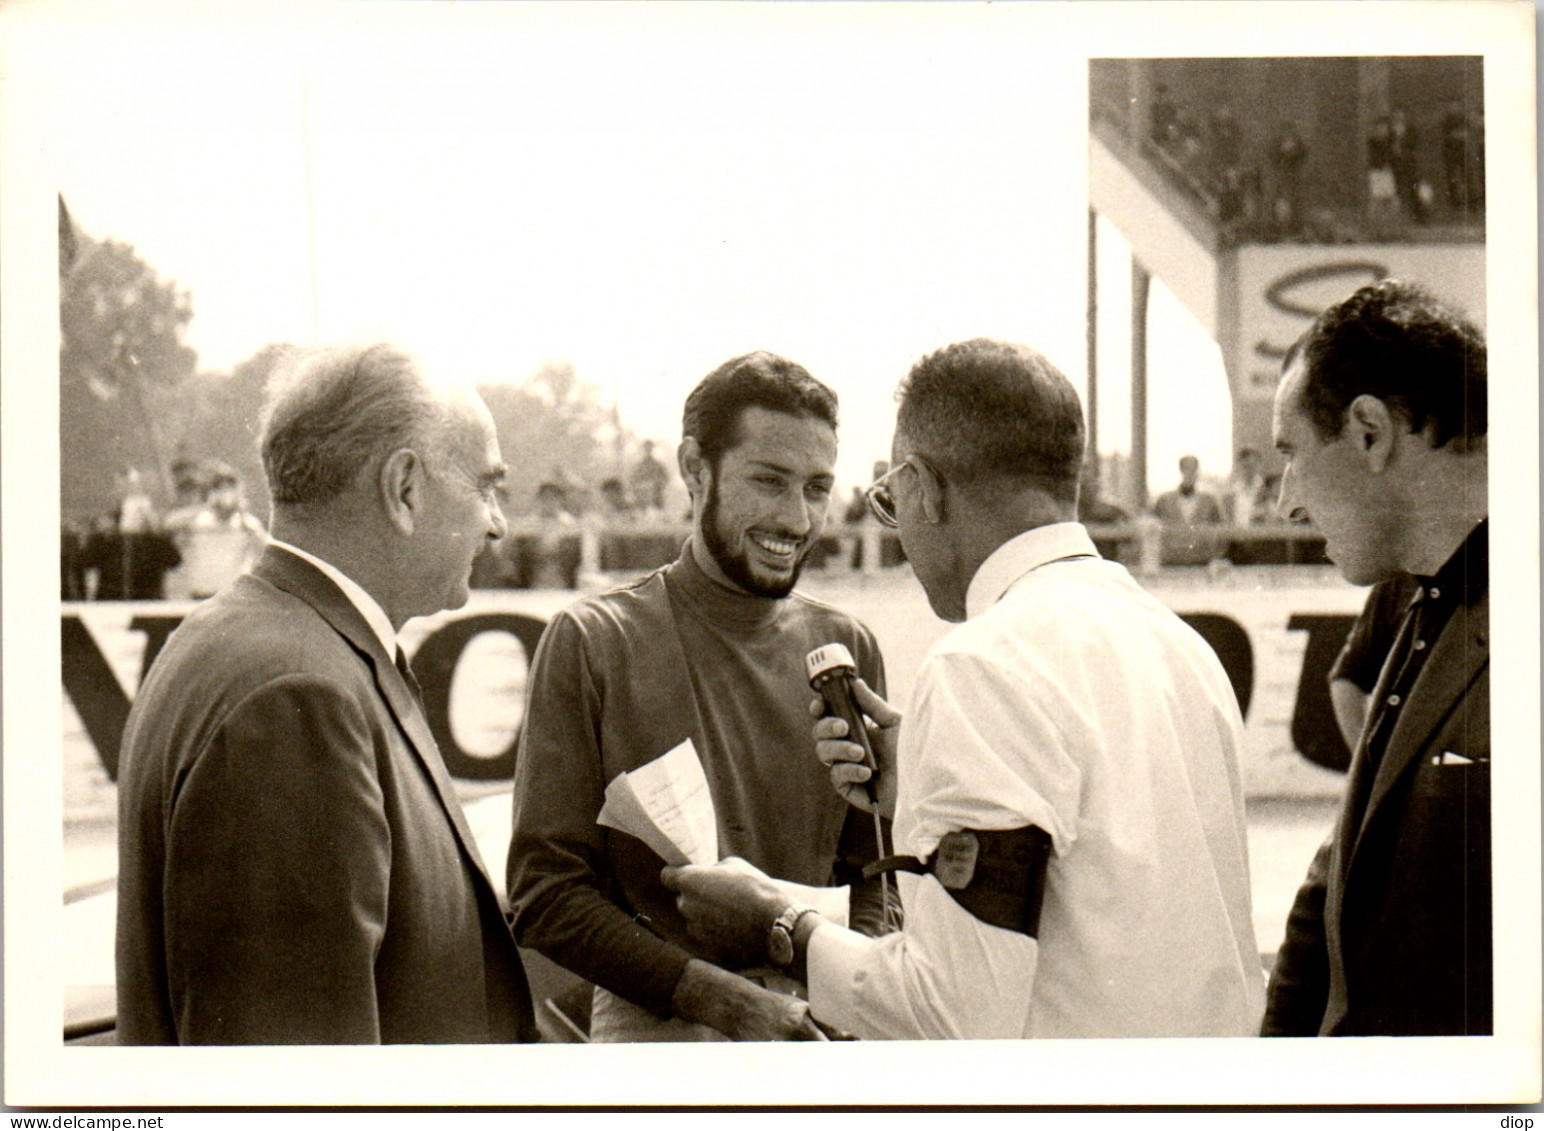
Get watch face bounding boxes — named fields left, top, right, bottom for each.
left=768, top=925, right=794, bottom=967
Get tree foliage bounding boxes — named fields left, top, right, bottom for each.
left=60, top=236, right=198, bottom=519
left=57, top=231, right=659, bottom=526
left=479, top=362, right=638, bottom=515
left=171, top=343, right=298, bottom=522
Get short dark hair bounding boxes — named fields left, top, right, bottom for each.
left=681, top=351, right=838, bottom=466
left=261, top=344, right=447, bottom=507
left=1290, top=279, right=1486, bottom=452
left=896, top=339, right=1085, bottom=502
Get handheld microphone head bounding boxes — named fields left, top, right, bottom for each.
left=807, top=642, right=878, bottom=803
left=806, top=642, right=857, bottom=686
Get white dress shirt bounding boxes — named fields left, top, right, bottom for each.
left=807, top=522, right=1264, bottom=1038
left=267, top=540, right=399, bottom=659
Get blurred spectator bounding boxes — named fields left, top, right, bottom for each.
left=1079, top=460, right=1130, bottom=565
left=841, top=485, right=870, bottom=569
left=115, top=467, right=157, bottom=535
left=1366, top=115, right=1401, bottom=237
left=843, top=484, right=869, bottom=526
left=1471, top=110, right=1485, bottom=209
left=596, top=475, right=649, bottom=573
left=167, top=456, right=208, bottom=519
left=469, top=539, right=513, bottom=589
left=80, top=509, right=182, bottom=600
left=1154, top=455, right=1223, bottom=525
left=1077, top=460, right=1129, bottom=525
left=1226, top=447, right=1270, bottom=528
left=1439, top=100, right=1479, bottom=215
left=1271, top=122, right=1308, bottom=236
left=1208, top=105, right=1242, bottom=185
left=1388, top=108, right=1428, bottom=226
left=61, top=518, right=87, bottom=601
left=164, top=463, right=267, bottom=599
left=627, top=439, right=672, bottom=518
left=1328, top=573, right=1421, bottom=763
left=1149, top=82, right=1178, bottom=148
left=1175, top=109, right=1204, bottom=168
left=1153, top=454, right=1224, bottom=566
left=597, top=476, right=637, bottom=525
left=513, top=481, right=581, bottom=590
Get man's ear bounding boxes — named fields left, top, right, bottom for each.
left=913, top=456, right=947, bottom=525
left=678, top=437, right=707, bottom=500
left=380, top=447, right=422, bottom=535
left=1346, top=394, right=1397, bottom=473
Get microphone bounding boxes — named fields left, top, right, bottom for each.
left=806, top=643, right=880, bottom=804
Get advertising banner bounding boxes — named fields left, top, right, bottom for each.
left=62, top=570, right=1368, bottom=808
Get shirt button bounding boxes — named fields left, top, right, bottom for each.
left=1429, top=587, right=1441, bottom=599
left=1413, top=639, right=1426, bottom=651
left=1387, top=693, right=1402, bottom=707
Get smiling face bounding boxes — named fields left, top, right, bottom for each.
left=1272, top=357, right=1401, bottom=585
left=690, top=406, right=836, bottom=598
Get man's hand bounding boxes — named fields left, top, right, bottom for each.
left=809, top=677, right=901, bottom=819
left=670, top=959, right=827, bottom=1041
left=661, top=858, right=786, bottom=970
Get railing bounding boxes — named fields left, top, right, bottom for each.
left=471, top=520, right=1330, bottom=591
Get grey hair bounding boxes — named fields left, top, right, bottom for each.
left=896, top=339, right=1085, bottom=504
left=259, top=344, right=449, bottom=507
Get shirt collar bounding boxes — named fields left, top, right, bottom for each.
left=1415, top=517, right=1488, bottom=609
left=267, top=539, right=399, bottom=658
left=965, top=522, right=1100, bottom=620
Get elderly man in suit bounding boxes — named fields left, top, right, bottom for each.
left=115, top=344, right=538, bottom=1044
left=1263, top=280, right=1489, bottom=1036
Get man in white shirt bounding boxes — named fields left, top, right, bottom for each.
left=665, top=338, right=1264, bottom=1039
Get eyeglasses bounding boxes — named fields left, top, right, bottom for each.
left=865, top=455, right=939, bottom=528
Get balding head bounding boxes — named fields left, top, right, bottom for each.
left=260, top=344, right=453, bottom=511
left=259, top=344, right=508, bottom=628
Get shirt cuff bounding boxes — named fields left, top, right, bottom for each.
left=805, top=919, right=876, bottom=1037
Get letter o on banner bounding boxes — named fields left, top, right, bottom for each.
left=410, top=613, right=549, bottom=781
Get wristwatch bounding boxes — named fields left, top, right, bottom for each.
left=767, top=905, right=817, bottom=967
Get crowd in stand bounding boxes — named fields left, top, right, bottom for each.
left=63, top=460, right=267, bottom=602
left=65, top=443, right=1315, bottom=601
left=1144, top=83, right=1484, bottom=245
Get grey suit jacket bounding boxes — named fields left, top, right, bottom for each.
left=115, top=546, right=537, bottom=1044
left=1264, top=560, right=1490, bottom=1036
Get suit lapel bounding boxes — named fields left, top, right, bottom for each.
left=1355, top=588, right=1489, bottom=844
left=250, top=547, right=498, bottom=891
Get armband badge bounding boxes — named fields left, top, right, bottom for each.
left=861, top=825, right=1055, bottom=938
left=931, top=830, right=979, bottom=890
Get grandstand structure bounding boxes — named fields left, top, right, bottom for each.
left=1087, top=56, right=1486, bottom=510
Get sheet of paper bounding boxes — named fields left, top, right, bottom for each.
left=597, top=738, right=719, bottom=866
left=599, top=742, right=853, bottom=925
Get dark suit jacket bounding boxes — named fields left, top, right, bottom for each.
left=1263, top=576, right=1490, bottom=1036
left=1152, top=488, right=1225, bottom=525
left=116, top=546, right=537, bottom=1044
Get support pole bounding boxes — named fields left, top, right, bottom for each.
left=1130, top=261, right=1151, bottom=514
left=1086, top=208, right=1099, bottom=467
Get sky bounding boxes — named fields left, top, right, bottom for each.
left=23, top=0, right=1233, bottom=499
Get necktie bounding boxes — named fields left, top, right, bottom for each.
left=395, top=646, right=425, bottom=705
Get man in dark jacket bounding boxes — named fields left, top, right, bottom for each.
left=116, top=344, right=537, bottom=1044
left=1264, top=280, right=1489, bottom=1036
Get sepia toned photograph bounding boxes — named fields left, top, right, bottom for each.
left=3, top=0, right=1537, bottom=1112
